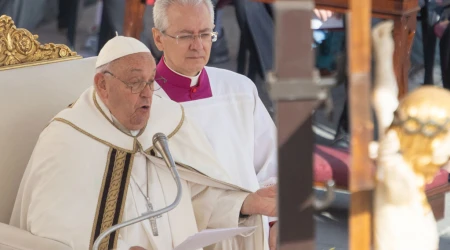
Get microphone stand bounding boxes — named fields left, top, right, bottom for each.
left=92, top=133, right=183, bottom=250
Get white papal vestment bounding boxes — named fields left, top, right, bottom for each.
left=10, top=87, right=266, bottom=250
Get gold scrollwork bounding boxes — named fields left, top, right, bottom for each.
left=0, top=15, right=81, bottom=69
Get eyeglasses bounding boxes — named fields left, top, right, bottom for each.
left=103, top=71, right=162, bottom=94
left=162, top=31, right=218, bottom=45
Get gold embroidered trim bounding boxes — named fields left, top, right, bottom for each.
left=135, top=139, right=143, bottom=152
left=144, top=104, right=185, bottom=153
left=67, top=97, right=80, bottom=108
left=168, top=105, right=185, bottom=139
left=92, top=91, right=147, bottom=138
left=176, top=161, right=205, bottom=176
left=116, top=153, right=135, bottom=240
left=89, top=148, right=114, bottom=249
left=148, top=153, right=248, bottom=193
left=90, top=148, right=135, bottom=250
left=53, top=118, right=135, bottom=153
left=0, top=15, right=81, bottom=70
left=99, top=150, right=127, bottom=249
left=176, top=161, right=251, bottom=192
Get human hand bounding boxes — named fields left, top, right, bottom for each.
left=241, top=185, right=277, bottom=217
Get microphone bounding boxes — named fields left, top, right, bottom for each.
left=93, top=133, right=183, bottom=250
left=152, top=133, right=177, bottom=178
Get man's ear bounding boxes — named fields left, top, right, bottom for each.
left=94, top=72, right=108, bottom=99
left=152, top=28, right=164, bottom=52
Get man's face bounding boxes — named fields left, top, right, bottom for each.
left=96, top=52, right=156, bottom=131
left=153, top=3, right=214, bottom=76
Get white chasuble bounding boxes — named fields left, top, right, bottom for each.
left=10, top=87, right=266, bottom=250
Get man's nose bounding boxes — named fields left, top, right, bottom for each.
left=140, top=83, right=153, bottom=97
left=190, top=35, right=204, bottom=50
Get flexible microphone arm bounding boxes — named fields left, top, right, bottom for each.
left=152, top=133, right=179, bottom=179
left=92, top=133, right=183, bottom=250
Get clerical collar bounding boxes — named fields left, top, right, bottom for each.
left=164, top=57, right=200, bottom=87
left=155, top=55, right=213, bottom=102
left=95, top=93, right=140, bottom=136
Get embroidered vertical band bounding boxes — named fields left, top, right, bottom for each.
left=90, top=148, right=134, bottom=250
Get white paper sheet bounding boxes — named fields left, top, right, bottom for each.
left=173, top=227, right=257, bottom=250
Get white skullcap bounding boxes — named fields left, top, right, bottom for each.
left=96, top=35, right=151, bottom=68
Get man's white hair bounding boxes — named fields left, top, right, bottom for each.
left=153, top=0, right=215, bottom=32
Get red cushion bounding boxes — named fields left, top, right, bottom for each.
left=314, top=145, right=350, bottom=188
left=426, top=170, right=449, bottom=191
left=313, top=153, right=333, bottom=184
left=313, top=144, right=449, bottom=190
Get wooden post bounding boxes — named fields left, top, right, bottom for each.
left=123, top=0, right=147, bottom=39
left=347, top=0, right=374, bottom=249
left=271, top=1, right=319, bottom=249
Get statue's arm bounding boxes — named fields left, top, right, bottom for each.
left=376, top=131, right=417, bottom=204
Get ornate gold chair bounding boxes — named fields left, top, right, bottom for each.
left=0, top=15, right=96, bottom=250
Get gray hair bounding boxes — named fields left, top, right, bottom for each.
left=153, top=0, right=215, bottom=32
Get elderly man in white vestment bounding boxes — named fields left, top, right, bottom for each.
left=9, top=36, right=277, bottom=250
left=151, top=0, right=278, bottom=247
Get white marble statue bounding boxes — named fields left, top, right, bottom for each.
left=372, top=21, right=450, bottom=250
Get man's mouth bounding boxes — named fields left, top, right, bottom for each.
left=140, top=105, right=150, bottom=110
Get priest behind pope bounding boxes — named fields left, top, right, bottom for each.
left=9, top=36, right=276, bottom=250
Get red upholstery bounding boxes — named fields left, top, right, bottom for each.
left=426, top=169, right=449, bottom=191
left=313, top=153, right=333, bottom=184
left=314, top=144, right=449, bottom=191
left=314, top=145, right=350, bottom=188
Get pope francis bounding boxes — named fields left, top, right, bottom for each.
left=9, top=36, right=275, bottom=250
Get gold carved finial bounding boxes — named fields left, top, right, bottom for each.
left=0, top=15, right=81, bottom=69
